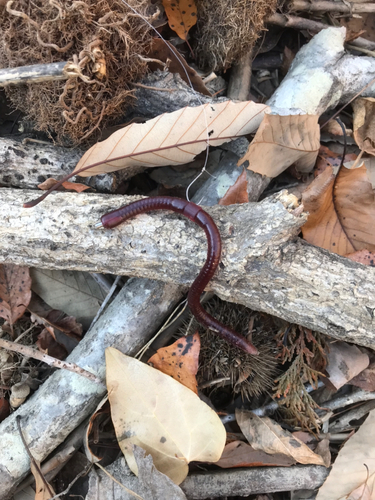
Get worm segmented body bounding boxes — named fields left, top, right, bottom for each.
left=97, top=196, right=258, bottom=354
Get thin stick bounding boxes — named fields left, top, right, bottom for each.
left=0, top=338, right=104, bottom=386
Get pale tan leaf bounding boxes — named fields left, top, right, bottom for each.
left=239, top=114, right=320, bottom=177
left=236, top=409, right=326, bottom=466
left=324, top=341, right=369, bottom=390
left=353, top=97, right=375, bottom=155
left=74, top=101, right=269, bottom=177
left=106, top=348, right=226, bottom=485
left=302, top=164, right=375, bottom=255
left=316, top=410, right=375, bottom=500
left=0, top=264, right=31, bottom=329
left=31, top=460, right=55, bottom=500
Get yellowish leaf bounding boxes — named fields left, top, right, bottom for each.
left=302, top=164, right=375, bottom=255
left=106, top=348, right=226, bottom=485
left=162, top=0, right=197, bottom=41
left=316, top=410, right=375, bottom=500
left=239, top=114, right=320, bottom=177
left=236, top=409, right=326, bottom=466
left=74, top=101, right=269, bottom=177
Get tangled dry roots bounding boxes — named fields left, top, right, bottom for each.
left=195, top=0, right=278, bottom=71
left=0, top=0, right=154, bottom=145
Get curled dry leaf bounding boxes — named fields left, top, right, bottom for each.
left=0, top=264, right=31, bottom=331
left=162, top=0, right=197, bottom=41
left=239, top=114, right=320, bottom=177
left=73, top=101, right=269, bottom=177
left=38, top=178, right=90, bottom=193
left=147, top=333, right=200, bottom=395
left=316, top=409, right=375, bottom=500
left=236, top=409, right=326, bottom=466
left=215, top=440, right=296, bottom=468
left=302, top=164, right=375, bottom=255
left=324, top=341, right=369, bottom=391
left=106, top=348, right=226, bottom=485
left=353, top=97, right=375, bottom=155
left=218, top=168, right=249, bottom=206
left=148, top=38, right=211, bottom=96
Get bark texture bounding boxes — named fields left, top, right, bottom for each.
left=1, top=188, right=375, bottom=350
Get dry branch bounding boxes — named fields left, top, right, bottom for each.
left=1, top=188, right=375, bottom=350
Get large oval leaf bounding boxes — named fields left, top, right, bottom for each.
left=74, top=101, right=269, bottom=176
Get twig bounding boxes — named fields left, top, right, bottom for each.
left=131, top=82, right=176, bottom=92
left=290, top=0, right=375, bottom=13
left=0, top=338, right=104, bottom=386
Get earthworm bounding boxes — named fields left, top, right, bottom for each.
left=95, top=196, right=258, bottom=355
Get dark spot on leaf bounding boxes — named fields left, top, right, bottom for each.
left=332, top=242, right=335, bottom=246
left=191, top=12, right=196, bottom=16
left=182, top=10, right=186, bottom=13
left=180, top=22, right=184, bottom=25
left=160, top=436, right=166, bottom=443
left=177, top=343, right=183, bottom=348
left=208, top=129, right=214, bottom=137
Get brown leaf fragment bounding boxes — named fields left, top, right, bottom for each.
left=36, top=329, right=68, bottom=360
left=349, top=362, right=375, bottom=392
left=353, top=97, right=375, bottom=155
left=148, top=38, right=211, bottom=96
left=219, top=168, right=249, bottom=205
left=323, top=341, right=369, bottom=391
left=147, top=333, right=200, bottom=394
left=316, top=145, right=357, bottom=176
left=0, top=398, right=10, bottom=423
left=215, top=440, right=296, bottom=468
left=0, top=264, right=31, bottom=332
left=73, top=101, right=269, bottom=177
left=314, top=438, right=331, bottom=468
left=346, top=249, right=375, bottom=266
left=239, top=114, right=320, bottom=177
left=162, top=0, right=197, bottom=41
left=302, top=164, right=375, bottom=255
left=31, top=460, right=55, bottom=500
left=38, top=177, right=90, bottom=193
left=236, top=409, right=326, bottom=466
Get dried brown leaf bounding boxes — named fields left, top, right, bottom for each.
left=31, top=460, right=55, bottom=500
left=162, top=0, right=197, bottom=41
left=0, top=264, right=31, bottom=330
left=147, top=333, right=200, bottom=394
left=236, top=409, right=325, bottom=466
left=323, top=341, right=369, bottom=391
left=215, top=440, right=295, bottom=468
left=302, top=164, right=375, bottom=255
left=148, top=38, right=211, bottom=96
left=239, top=114, right=320, bottom=177
left=73, top=101, right=269, bottom=177
left=219, top=168, right=249, bottom=205
left=349, top=362, right=375, bottom=392
left=353, top=97, right=375, bottom=154
left=38, top=178, right=90, bottom=193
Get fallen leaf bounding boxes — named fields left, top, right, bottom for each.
left=38, top=178, right=90, bottom=193
left=30, top=269, right=105, bottom=330
left=147, top=333, right=200, bottom=394
left=316, top=145, right=357, bottom=176
left=236, top=409, right=326, bottom=466
left=346, top=249, right=375, bottom=266
left=215, top=440, right=295, bottom=468
left=239, top=114, right=320, bottom=177
left=0, top=264, right=31, bottom=333
left=314, top=438, right=331, bottom=468
left=353, top=97, right=375, bottom=154
left=162, top=0, right=197, bottom=41
left=0, top=398, right=10, bottom=423
left=148, top=38, right=211, bottom=96
left=31, top=460, right=55, bottom=500
left=345, top=472, right=375, bottom=500
left=36, top=329, right=68, bottom=360
left=218, top=168, right=249, bottom=205
left=302, top=164, right=375, bottom=255
left=73, top=101, right=269, bottom=177
left=349, top=362, right=375, bottom=392
left=106, top=348, right=226, bottom=485
left=316, top=409, right=375, bottom=500
left=323, top=341, right=369, bottom=391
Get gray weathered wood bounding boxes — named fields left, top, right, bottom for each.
left=0, top=137, right=123, bottom=192
left=0, top=62, right=68, bottom=87
left=1, top=188, right=375, bottom=350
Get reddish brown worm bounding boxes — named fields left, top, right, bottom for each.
left=96, top=196, right=258, bottom=355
